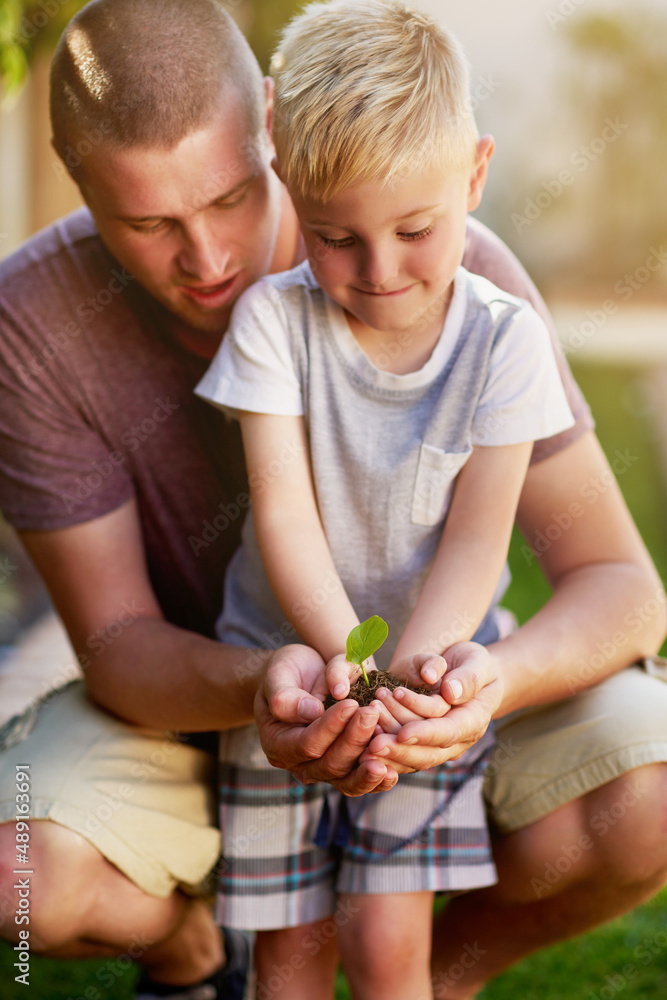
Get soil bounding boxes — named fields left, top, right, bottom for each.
left=324, top=669, right=434, bottom=709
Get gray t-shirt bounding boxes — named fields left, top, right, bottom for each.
left=197, top=263, right=574, bottom=664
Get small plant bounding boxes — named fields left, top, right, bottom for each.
left=345, top=615, right=388, bottom=686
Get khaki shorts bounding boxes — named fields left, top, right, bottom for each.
left=1, top=664, right=666, bottom=896
left=484, top=660, right=667, bottom=832
left=0, top=682, right=220, bottom=898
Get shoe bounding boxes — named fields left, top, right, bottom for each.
left=134, top=927, right=250, bottom=1000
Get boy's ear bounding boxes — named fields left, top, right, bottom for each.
left=467, top=135, right=494, bottom=211
left=263, top=76, right=274, bottom=141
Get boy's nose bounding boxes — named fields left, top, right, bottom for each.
left=358, top=244, right=399, bottom=289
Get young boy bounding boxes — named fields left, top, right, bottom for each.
left=196, top=1, right=574, bottom=996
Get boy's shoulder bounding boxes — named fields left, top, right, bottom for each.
left=231, top=260, right=323, bottom=321
left=460, top=265, right=530, bottom=312
left=246, top=260, right=318, bottom=299
left=458, top=266, right=541, bottom=331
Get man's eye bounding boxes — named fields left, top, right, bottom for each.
left=131, top=220, right=168, bottom=234
left=399, top=226, right=433, bottom=242
left=214, top=184, right=252, bottom=210
left=318, top=235, right=354, bottom=249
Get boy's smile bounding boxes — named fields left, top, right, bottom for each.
left=288, top=139, right=492, bottom=371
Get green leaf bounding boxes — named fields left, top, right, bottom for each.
left=346, top=616, right=388, bottom=667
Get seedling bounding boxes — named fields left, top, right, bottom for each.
left=345, top=615, right=389, bottom=686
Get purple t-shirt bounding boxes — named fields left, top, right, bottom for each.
left=0, top=208, right=593, bottom=637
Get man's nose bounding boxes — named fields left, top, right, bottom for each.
left=177, top=217, right=230, bottom=282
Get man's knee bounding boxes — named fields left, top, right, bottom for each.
left=580, top=764, right=667, bottom=883
left=493, top=764, right=667, bottom=902
left=0, top=820, right=105, bottom=949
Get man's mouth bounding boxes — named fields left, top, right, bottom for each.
left=180, top=273, right=241, bottom=308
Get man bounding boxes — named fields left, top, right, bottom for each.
left=0, top=1, right=665, bottom=998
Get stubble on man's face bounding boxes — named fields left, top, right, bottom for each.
left=76, top=100, right=284, bottom=343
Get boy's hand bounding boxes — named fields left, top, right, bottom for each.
left=371, top=684, right=451, bottom=734
left=360, top=643, right=503, bottom=771
left=371, top=652, right=450, bottom=733
left=390, top=652, right=449, bottom=688
left=324, top=651, right=372, bottom=700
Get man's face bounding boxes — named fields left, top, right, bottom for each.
left=290, top=146, right=491, bottom=349
left=79, top=94, right=283, bottom=346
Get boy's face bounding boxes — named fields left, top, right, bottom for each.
left=289, top=141, right=492, bottom=347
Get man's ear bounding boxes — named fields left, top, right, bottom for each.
left=467, top=135, right=494, bottom=211
left=271, top=155, right=283, bottom=182
left=51, top=135, right=84, bottom=193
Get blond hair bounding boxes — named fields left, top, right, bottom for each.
left=51, top=0, right=265, bottom=167
left=271, top=0, right=479, bottom=201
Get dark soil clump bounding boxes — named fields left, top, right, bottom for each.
left=324, top=670, right=434, bottom=709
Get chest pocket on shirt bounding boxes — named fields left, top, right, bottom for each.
left=411, top=444, right=472, bottom=527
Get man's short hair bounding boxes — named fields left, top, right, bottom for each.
left=50, top=0, right=266, bottom=168
left=271, top=0, right=479, bottom=202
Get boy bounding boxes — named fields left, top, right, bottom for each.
left=196, top=2, right=575, bottom=995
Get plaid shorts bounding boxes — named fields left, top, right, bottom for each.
left=216, top=723, right=497, bottom=930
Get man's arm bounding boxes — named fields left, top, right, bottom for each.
left=19, top=497, right=263, bottom=731
left=494, top=428, right=666, bottom=712
left=19, top=495, right=395, bottom=795
left=361, top=429, right=666, bottom=771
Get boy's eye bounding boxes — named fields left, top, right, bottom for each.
left=318, top=234, right=355, bottom=249
left=399, top=226, right=433, bottom=242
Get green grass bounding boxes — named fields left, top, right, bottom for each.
left=479, top=889, right=667, bottom=1000
left=1, top=361, right=666, bottom=997
left=2, top=890, right=666, bottom=998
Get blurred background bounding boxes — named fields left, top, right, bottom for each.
left=0, top=1, right=666, bottom=996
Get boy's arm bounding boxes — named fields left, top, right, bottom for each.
left=367, top=441, right=531, bottom=730
left=391, top=442, right=533, bottom=666
left=239, top=411, right=359, bottom=665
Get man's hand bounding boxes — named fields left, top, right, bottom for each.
left=255, top=644, right=399, bottom=795
left=360, top=642, right=504, bottom=772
